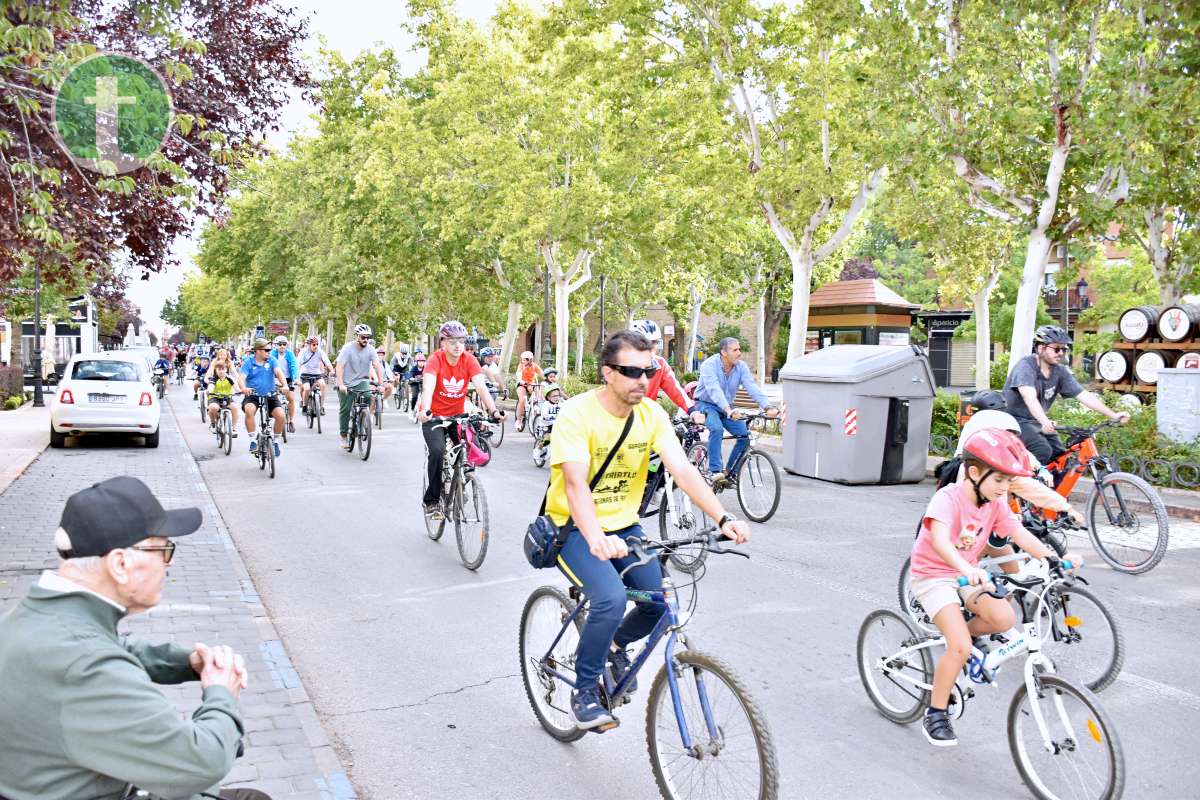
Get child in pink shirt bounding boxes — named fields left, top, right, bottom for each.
left=911, top=428, right=1065, bottom=748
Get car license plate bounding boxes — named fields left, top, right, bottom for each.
left=88, top=394, right=126, bottom=404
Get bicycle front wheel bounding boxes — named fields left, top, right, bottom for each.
left=491, top=417, right=505, bottom=447
left=1037, top=584, right=1125, bottom=694
left=1086, top=471, right=1169, bottom=574
left=736, top=449, right=781, bottom=522
left=646, top=648, right=778, bottom=800
left=266, top=438, right=276, bottom=479
left=455, top=475, right=489, bottom=570
left=519, top=586, right=586, bottom=743
left=1008, top=673, right=1124, bottom=800
left=857, top=608, right=932, bottom=725
left=657, top=483, right=711, bottom=574
left=358, top=409, right=372, bottom=461
left=221, top=413, right=232, bottom=456
left=314, top=392, right=322, bottom=434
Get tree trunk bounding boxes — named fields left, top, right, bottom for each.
left=783, top=248, right=814, bottom=363
left=1145, top=206, right=1185, bottom=304
left=1007, top=141, right=1069, bottom=365
left=686, top=285, right=702, bottom=373
left=574, top=296, right=598, bottom=375
left=973, top=268, right=1001, bottom=390
left=540, top=243, right=592, bottom=377
left=554, top=281, right=570, bottom=376
left=326, top=319, right=334, bottom=351
left=500, top=301, right=522, bottom=377
left=670, top=310, right=686, bottom=373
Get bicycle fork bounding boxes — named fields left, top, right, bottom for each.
left=1022, top=633, right=1079, bottom=755
left=664, top=630, right=724, bottom=758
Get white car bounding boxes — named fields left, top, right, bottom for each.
left=50, top=352, right=161, bottom=448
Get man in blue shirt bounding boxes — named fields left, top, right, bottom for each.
left=693, top=337, right=779, bottom=486
left=237, top=338, right=288, bottom=458
left=272, top=336, right=300, bottom=433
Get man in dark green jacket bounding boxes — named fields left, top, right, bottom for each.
left=0, top=476, right=270, bottom=800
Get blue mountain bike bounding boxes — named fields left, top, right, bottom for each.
left=518, top=533, right=779, bottom=800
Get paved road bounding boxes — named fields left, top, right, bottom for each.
left=168, top=386, right=1199, bottom=800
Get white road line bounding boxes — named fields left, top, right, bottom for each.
left=1115, top=671, right=1200, bottom=711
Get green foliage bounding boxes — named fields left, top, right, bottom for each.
left=930, top=390, right=962, bottom=443
left=710, top=322, right=746, bottom=351
left=989, top=352, right=1011, bottom=391
left=4, top=395, right=23, bottom=411
left=560, top=374, right=599, bottom=398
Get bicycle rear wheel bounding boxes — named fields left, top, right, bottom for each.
left=280, top=408, right=288, bottom=443
left=856, top=609, right=932, bottom=725
left=896, top=557, right=938, bottom=636
left=455, top=474, right=489, bottom=570
left=1036, top=584, right=1124, bottom=693
left=358, top=408, right=372, bottom=461
left=646, top=648, right=779, bottom=800
left=657, top=483, right=712, bottom=574
left=736, top=449, right=781, bottom=522
left=490, top=417, right=505, bottom=447
left=1086, top=471, right=1169, bottom=574
left=685, top=442, right=708, bottom=475
left=375, top=396, right=383, bottom=430
left=1008, top=673, right=1124, bottom=800
left=519, top=586, right=586, bottom=743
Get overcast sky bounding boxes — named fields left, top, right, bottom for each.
left=127, top=0, right=501, bottom=336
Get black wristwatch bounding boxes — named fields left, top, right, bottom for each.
left=717, top=513, right=737, bottom=529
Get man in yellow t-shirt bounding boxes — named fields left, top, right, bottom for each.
left=546, top=330, right=751, bottom=732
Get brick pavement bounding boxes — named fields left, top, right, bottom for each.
left=0, top=399, right=355, bottom=800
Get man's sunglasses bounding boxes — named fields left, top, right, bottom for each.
left=130, top=541, right=176, bottom=564
left=606, top=363, right=660, bottom=380
left=1046, top=345, right=1069, bottom=354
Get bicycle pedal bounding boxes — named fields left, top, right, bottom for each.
left=590, top=718, right=621, bottom=734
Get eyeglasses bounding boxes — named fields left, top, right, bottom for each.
left=130, top=541, right=176, bottom=564
left=605, top=363, right=660, bottom=380
left=1047, top=345, right=1069, bottom=354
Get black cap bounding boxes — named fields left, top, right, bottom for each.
left=57, top=476, right=202, bottom=558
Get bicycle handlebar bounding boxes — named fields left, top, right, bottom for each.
left=620, top=533, right=748, bottom=578
left=956, top=559, right=1076, bottom=597
left=1057, top=419, right=1121, bottom=439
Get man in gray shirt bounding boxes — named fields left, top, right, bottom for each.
left=1002, top=325, right=1128, bottom=465
left=335, top=324, right=384, bottom=450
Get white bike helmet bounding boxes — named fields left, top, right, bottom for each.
left=398, top=344, right=409, bottom=353
left=631, top=319, right=662, bottom=343
left=354, top=324, right=372, bottom=337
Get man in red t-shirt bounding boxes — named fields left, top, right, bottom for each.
left=419, top=320, right=506, bottom=515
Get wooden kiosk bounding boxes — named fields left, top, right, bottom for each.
left=805, top=279, right=920, bottom=352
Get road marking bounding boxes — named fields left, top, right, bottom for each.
left=1115, top=672, right=1200, bottom=711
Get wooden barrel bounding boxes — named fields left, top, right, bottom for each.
left=1095, top=350, right=1131, bottom=383
left=1157, top=304, right=1200, bottom=342
left=1177, top=351, right=1200, bottom=369
left=1119, top=305, right=1161, bottom=342
left=1133, top=350, right=1178, bottom=384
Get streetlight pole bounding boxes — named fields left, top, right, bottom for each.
left=31, top=256, right=44, bottom=407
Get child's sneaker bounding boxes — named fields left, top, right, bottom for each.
left=922, top=709, right=957, bottom=747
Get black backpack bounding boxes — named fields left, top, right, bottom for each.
left=933, top=456, right=963, bottom=490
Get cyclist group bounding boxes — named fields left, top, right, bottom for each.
left=125, top=316, right=1135, bottom=800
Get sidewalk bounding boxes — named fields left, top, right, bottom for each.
left=0, top=401, right=50, bottom=495
left=0, top=400, right=355, bottom=800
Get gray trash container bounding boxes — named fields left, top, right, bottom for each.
left=778, top=345, right=935, bottom=484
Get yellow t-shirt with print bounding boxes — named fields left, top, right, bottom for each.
left=546, top=389, right=676, bottom=531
